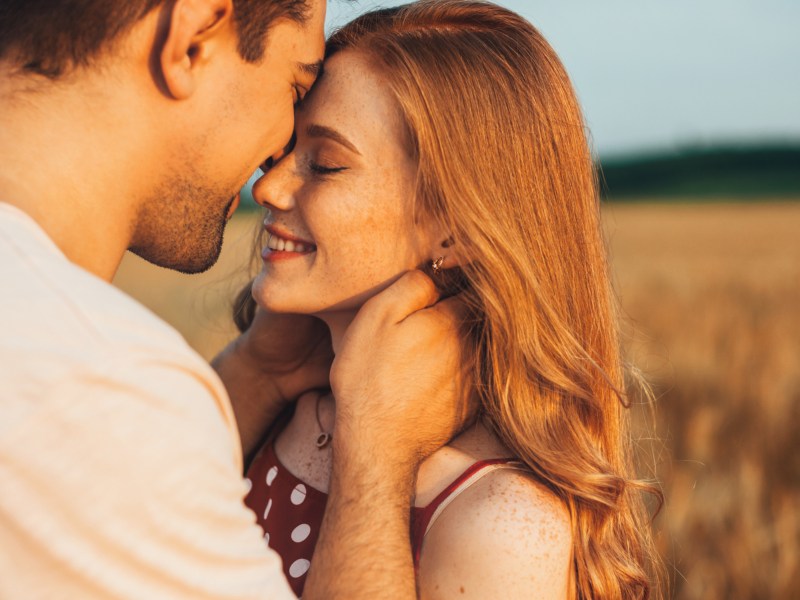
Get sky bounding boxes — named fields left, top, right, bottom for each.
left=325, top=0, right=800, bottom=157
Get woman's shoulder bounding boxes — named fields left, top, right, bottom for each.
left=439, top=465, right=572, bottom=545
left=417, top=430, right=573, bottom=599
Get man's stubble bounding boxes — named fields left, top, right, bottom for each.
left=129, top=166, right=237, bottom=275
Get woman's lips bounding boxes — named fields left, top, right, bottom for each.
left=262, top=223, right=316, bottom=262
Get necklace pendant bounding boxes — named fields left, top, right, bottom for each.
left=316, top=432, right=332, bottom=449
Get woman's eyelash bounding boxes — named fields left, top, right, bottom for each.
left=310, top=163, right=348, bottom=175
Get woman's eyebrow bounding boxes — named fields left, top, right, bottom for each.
left=306, top=124, right=362, bottom=156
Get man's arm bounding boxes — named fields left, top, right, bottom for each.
left=0, top=361, right=296, bottom=600
left=304, top=271, right=473, bottom=599
left=212, top=311, right=333, bottom=460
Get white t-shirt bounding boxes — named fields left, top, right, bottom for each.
left=0, top=203, right=294, bottom=599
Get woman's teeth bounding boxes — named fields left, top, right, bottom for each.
left=267, top=234, right=313, bottom=253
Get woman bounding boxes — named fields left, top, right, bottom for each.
left=237, top=1, right=660, bottom=598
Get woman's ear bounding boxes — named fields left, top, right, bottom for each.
left=426, top=235, right=470, bottom=297
left=431, top=236, right=469, bottom=270
left=159, top=0, right=234, bottom=99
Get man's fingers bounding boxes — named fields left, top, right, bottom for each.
left=364, top=270, right=440, bottom=324
left=427, top=293, right=469, bottom=325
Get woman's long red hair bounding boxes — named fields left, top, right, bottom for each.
left=324, top=2, right=662, bottom=597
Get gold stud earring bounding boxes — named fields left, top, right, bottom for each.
left=431, top=256, right=445, bottom=275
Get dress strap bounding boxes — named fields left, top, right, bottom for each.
left=422, top=459, right=528, bottom=537
left=410, top=458, right=528, bottom=569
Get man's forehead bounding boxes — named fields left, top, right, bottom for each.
left=302, top=0, right=327, bottom=37
left=293, top=0, right=326, bottom=66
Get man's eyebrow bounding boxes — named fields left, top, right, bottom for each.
left=306, top=124, right=361, bottom=155
left=298, top=60, right=324, bottom=79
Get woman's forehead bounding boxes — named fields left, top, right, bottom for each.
left=300, top=51, right=404, bottom=148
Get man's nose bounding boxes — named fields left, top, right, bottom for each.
left=263, top=130, right=298, bottom=170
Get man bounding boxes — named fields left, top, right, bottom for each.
left=0, top=1, right=466, bottom=598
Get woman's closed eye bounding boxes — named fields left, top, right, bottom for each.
left=309, top=161, right=348, bottom=176
left=303, top=124, right=361, bottom=177
left=306, top=149, right=349, bottom=177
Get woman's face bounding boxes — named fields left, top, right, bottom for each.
left=251, top=50, right=433, bottom=316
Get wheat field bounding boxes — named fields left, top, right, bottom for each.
left=604, top=202, right=800, bottom=599
left=114, top=202, right=800, bottom=600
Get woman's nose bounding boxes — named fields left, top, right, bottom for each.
left=252, top=150, right=298, bottom=212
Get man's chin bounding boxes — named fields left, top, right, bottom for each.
left=129, top=229, right=224, bottom=274
left=131, top=187, right=233, bottom=274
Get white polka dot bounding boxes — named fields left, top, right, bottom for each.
left=243, top=478, right=252, bottom=494
left=290, top=483, right=307, bottom=506
left=263, top=498, right=272, bottom=520
left=289, top=558, right=311, bottom=578
left=291, top=523, right=311, bottom=543
left=266, top=466, right=278, bottom=486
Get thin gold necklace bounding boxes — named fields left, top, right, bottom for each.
left=314, top=393, right=332, bottom=449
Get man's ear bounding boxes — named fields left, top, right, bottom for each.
left=159, top=0, right=234, bottom=99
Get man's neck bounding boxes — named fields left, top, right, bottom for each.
left=0, top=65, right=146, bottom=281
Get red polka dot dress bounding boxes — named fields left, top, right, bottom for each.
left=245, top=441, right=523, bottom=597
left=244, top=443, right=323, bottom=596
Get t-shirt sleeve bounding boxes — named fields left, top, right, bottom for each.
left=0, top=358, right=296, bottom=600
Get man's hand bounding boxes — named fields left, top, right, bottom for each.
left=212, top=308, right=333, bottom=460
left=304, top=270, right=473, bottom=600
left=331, top=269, right=473, bottom=469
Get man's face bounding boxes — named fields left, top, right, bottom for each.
left=131, top=1, right=326, bottom=274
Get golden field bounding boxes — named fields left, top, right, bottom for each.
left=114, top=202, right=800, bottom=600
left=604, top=202, right=800, bottom=600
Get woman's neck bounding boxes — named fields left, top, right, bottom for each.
left=319, top=310, right=358, bottom=357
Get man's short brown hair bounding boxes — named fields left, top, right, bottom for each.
left=0, top=0, right=310, bottom=79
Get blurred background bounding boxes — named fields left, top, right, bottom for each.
left=113, top=1, right=800, bottom=598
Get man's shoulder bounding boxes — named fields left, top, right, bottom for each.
left=0, top=203, right=202, bottom=362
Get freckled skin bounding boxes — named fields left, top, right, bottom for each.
left=418, top=471, right=573, bottom=599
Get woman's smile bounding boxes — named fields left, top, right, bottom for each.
left=262, top=222, right=317, bottom=262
